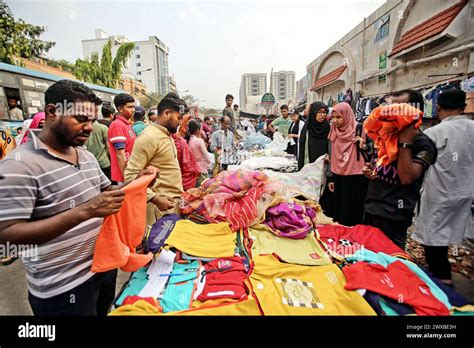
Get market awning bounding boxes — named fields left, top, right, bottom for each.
left=389, top=0, right=468, bottom=57
left=239, top=111, right=260, bottom=119
left=310, top=65, right=347, bottom=91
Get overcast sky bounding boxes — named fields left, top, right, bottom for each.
left=7, top=0, right=385, bottom=108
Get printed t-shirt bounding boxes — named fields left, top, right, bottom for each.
left=346, top=249, right=451, bottom=310
left=364, top=133, right=436, bottom=223
left=108, top=115, right=136, bottom=182
left=317, top=224, right=409, bottom=259
left=343, top=261, right=450, bottom=316
left=249, top=254, right=376, bottom=315
left=249, top=228, right=332, bottom=266
left=271, top=117, right=292, bottom=136
left=197, top=256, right=247, bottom=301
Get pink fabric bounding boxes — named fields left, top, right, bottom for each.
left=181, top=170, right=269, bottom=231
left=172, top=134, right=201, bottom=190
left=263, top=202, right=315, bottom=239
left=22, top=112, right=45, bottom=144
left=328, top=103, right=364, bottom=175
left=188, top=135, right=211, bottom=173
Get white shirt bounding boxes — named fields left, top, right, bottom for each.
left=9, top=107, right=24, bottom=120
left=413, top=116, right=474, bottom=246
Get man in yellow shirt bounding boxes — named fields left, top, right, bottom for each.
left=124, top=93, right=186, bottom=230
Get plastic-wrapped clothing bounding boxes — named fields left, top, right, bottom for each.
left=363, top=104, right=423, bottom=166
left=263, top=155, right=326, bottom=202
left=243, top=133, right=272, bottom=150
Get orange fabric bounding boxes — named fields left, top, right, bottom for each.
left=178, top=115, right=191, bottom=138
left=92, top=170, right=157, bottom=273
left=364, top=103, right=423, bottom=166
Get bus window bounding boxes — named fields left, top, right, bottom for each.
left=4, top=88, right=24, bottom=121
left=0, top=87, right=7, bottom=120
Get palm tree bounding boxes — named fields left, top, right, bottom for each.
left=74, top=40, right=135, bottom=88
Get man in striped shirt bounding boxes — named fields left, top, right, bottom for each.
left=0, top=80, right=153, bottom=315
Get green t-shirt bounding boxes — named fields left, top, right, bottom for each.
left=86, top=121, right=110, bottom=169
left=132, top=121, right=147, bottom=136
left=271, top=116, right=292, bottom=136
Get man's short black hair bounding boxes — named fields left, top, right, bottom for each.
left=392, top=89, right=424, bottom=113
left=280, top=104, right=289, bottom=110
left=204, top=116, right=211, bottom=121
left=102, top=104, right=115, bottom=119
left=114, top=93, right=135, bottom=110
left=148, top=109, right=157, bottom=117
left=157, top=92, right=187, bottom=115
left=134, top=106, right=146, bottom=121
left=233, top=104, right=239, bottom=108
left=45, top=80, right=102, bottom=106
left=225, top=94, right=234, bottom=100
left=438, top=88, right=466, bottom=110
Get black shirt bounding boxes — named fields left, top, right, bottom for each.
left=364, top=133, right=437, bottom=223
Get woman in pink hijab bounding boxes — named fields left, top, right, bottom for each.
left=20, top=112, right=46, bottom=145
left=327, top=102, right=368, bottom=226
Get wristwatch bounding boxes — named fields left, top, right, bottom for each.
left=398, top=142, right=414, bottom=149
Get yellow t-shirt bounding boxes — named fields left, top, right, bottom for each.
left=249, top=228, right=332, bottom=266
left=165, top=220, right=236, bottom=258
left=177, top=298, right=261, bottom=316
left=249, top=254, right=376, bottom=315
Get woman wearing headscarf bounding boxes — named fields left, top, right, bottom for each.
left=327, top=102, right=368, bottom=226
left=20, top=112, right=46, bottom=145
left=286, top=110, right=305, bottom=158
left=298, top=102, right=330, bottom=170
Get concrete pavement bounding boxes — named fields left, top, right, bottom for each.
left=0, top=257, right=472, bottom=315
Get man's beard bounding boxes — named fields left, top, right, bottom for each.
left=167, top=124, right=178, bottom=134
left=54, top=122, right=88, bottom=146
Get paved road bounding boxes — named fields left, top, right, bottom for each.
left=0, top=258, right=472, bottom=315
left=0, top=261, right=130, bottom=315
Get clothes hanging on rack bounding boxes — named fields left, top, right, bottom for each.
left=327, top=97, right=334, bottom=107
left=344, top=88, right=353, bottom=104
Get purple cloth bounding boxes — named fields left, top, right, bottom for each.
left=145, top=214, right=182, bottom=253
left=263, top=202, right=315, bottom=239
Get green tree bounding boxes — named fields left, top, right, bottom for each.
left=0, top=0, right=55, bottom=64
left=138, top=92, right=163, bottom=110
left=74, top=40, right=135, bottom=88
left=200, top=107, right=218, bottom=117
left=44, top=58, right=75, bottom=73
left=182, top=94, right=197, bottom=106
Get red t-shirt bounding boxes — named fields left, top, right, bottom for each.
left=108, top=115, right=136, bottom=182
left=343, top=261, right=450, bottom=316
left=317, top=224, right=409, bottom=259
